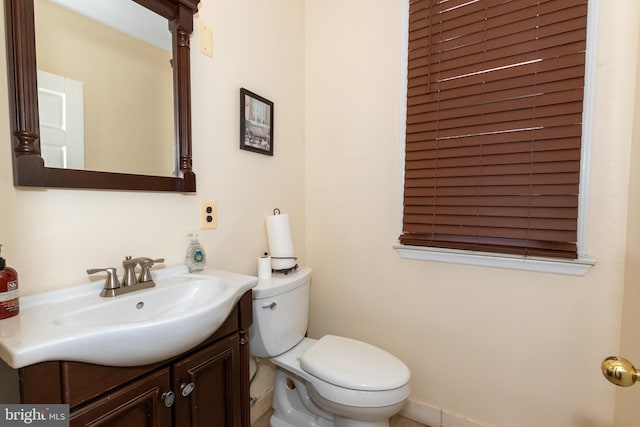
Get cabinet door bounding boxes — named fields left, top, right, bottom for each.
left=173, top=334, right=242, bottom=427
left=70, top=369, right=172, bottom=427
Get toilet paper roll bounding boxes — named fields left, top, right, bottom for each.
left=266, top=213, right=296, bottom=270
left=258, top=256, right=272, bottom=280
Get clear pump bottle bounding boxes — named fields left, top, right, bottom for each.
left=185, top=233, right=206, bottom=272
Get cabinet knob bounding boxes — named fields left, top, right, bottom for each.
left=161, top=391, right=175, bottom=407
left=180, top=382, right=195, bottom=397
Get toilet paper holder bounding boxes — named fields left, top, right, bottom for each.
left=267, top=208, right=297, bottom=274
left=270, top=256, right=298, bottom=275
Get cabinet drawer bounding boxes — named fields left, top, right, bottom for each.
left=62, top=362, right=159, bottom=408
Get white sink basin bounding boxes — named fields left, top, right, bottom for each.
left=0, top=266, right=257, bottom=368
left=50, top=277, right=228, bottom=328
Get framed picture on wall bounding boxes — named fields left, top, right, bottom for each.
left=240, top=88, right=274, bottom=156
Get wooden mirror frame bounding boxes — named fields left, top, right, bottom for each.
left=4, top=0, right=198, bottom=192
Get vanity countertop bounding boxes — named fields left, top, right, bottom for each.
left=0, top=266, right=257, bottom=368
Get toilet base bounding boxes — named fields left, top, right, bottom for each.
left=334, top=419, right=388, bottom=427
left=270, top=369, right=393, bottom=427
left=271, top=415, right=388, bottom=427
left=271, top=370, right=333, bottom=427
left=269, top=416, right=389, bottom=427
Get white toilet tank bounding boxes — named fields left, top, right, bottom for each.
left=250, top=266, right=312, bottom=358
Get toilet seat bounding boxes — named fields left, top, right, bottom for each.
left=300, top=335, right=410, bottom=391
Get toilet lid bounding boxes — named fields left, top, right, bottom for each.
left=300, top=335, right=410, bottom=391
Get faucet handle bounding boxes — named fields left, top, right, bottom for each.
left=138, top=258, right=165, bottom=283
left=87, top=267, right=121, bottom=297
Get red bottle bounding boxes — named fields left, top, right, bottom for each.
left=0, top=244, right=19, bottom=319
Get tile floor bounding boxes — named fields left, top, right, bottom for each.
left=252, top=410, right=428, bottom=427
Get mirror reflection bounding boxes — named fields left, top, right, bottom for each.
left=33, top=0, right=175, bottom=176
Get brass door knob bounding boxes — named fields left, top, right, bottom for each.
left=601, top=356, right=640, bottom=387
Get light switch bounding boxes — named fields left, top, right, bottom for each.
left=198, top=21, right=213, bottom=57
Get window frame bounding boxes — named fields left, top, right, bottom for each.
left=395, top=0, right=598, bottom=276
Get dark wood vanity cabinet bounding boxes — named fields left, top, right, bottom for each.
left=16, top=291, right=253, bottom=427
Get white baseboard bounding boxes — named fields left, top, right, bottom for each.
left=400, top=399, right=486, bottom=427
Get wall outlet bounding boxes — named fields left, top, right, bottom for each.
left=200, top=200, right=217, bottom=230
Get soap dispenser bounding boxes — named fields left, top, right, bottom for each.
left=0, top=244, right=19, bottom=319
left=185, top=233, right=206, bottom=272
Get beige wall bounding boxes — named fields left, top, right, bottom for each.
left=2, top=0, right=639, bottom=426
left=305, top=0, right=637, bottom=426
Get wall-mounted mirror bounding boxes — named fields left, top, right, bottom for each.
left=4, top=0, right=199, bottom=192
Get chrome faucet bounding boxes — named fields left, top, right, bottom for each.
left=87, top=256, right=165, bottom=297
left=122, top=256, right=138, bottom=287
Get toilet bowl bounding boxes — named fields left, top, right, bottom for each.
left=249, top=267, right=410, bottom=427
left=271, top=336, right=410, bottom=426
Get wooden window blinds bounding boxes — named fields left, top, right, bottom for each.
left=400, top=0, right=588, bottom=259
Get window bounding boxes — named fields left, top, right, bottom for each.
left=400, top=0, right=589, bottom=261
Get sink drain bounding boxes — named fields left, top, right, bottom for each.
left=136, top=302, right=144, bottom=310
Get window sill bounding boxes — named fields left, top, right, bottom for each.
left=394, top=244, right=596, bottom=276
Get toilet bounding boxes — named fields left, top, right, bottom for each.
left=250, top=266, right=410, bottom=427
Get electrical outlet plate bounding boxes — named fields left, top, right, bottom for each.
left=200, top=200, right=217, bottom=230
left=198, top=20, right=213, bottom=57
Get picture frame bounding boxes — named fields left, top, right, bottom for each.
left=240, top=88, right=274, bottom=156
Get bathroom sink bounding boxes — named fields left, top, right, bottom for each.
left=0, top=266, right=257, bottom=368
left=50, top=277, right=227, bottom=328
